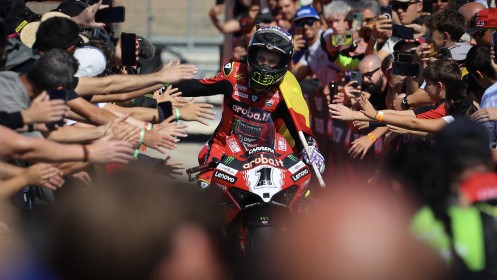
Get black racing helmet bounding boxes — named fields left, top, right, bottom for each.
left=247, top=26, right=294, bottom=94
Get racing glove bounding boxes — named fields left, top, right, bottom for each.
left=301, top=145, right=325, bottom=174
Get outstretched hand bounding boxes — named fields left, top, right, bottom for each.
left=22, top=91, right=67, bottom=124
left=158, top=60, right=198, bottom=84
left=72, top=0, right=109, bottom=28
left=178, top=98, right=216, bottom=125
left=153, top=85, right=188, bottom=108
left=358, top=95, right=377, bottom=119
left=329, top=104, right=356, bottom=121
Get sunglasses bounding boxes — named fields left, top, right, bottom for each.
left=362, top=67, right=381, bottom=80
left=295, top=19, right=318, bottom=28
left=390, top=1, right=418, bottom=11
left=471, top=28, right=494, bottom=38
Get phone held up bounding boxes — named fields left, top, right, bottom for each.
left=329, top=81, right=337, bottom=104
left=350, top=71, right=362, bottom=95
left=351, top=13, right=363, bottom=32
left=47, top=89, right=68, bottom=129
left=95, top=6, right=125, bottom=23
left=381, top=5, right=392, bottom=20
left=120, top=32, right=137, bottom=67
left=331, top=33, right=353, bottom=47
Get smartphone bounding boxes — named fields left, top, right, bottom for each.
left=392, top=62, right=419, bottom=76
left=120, top=32, right=137, bottom=67
left=422, top=0, right=433, bottom=14
left=392, top=24, right=414, bottom=39
left=350, top=71, right=362, bottom=91
left=86, top=0, right=111, bottom=5
left=159, top=85, right=167, bottom=95
left=329, top=81, right=337, bottom=104
left=294, top=26, right=304, bottom=36
left=331, top=33, right=353, bottom=46
left=380, top=5, right=392, bottom=20
left=47, top=89, right=68, bottom=129
left=397, top=53, right=414, bottom=63
left=352, top=13, right=363, bottom=31
left=95, top=6, right=125, bottom=23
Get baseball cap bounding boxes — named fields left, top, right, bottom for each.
left=74, top=46, right=107, bottom=77
left=294, top=6, right=320, bottom=22
left=466, top=8, right=497, bottom=33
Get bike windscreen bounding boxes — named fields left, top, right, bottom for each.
left=231, top=112, right=275, bottom=150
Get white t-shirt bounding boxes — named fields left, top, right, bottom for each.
left=442, top=116, right=454, bottom=124
left=297, top=29, right=341, bottom=86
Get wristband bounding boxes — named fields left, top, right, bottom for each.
left=15, top=20, right=28, bottom=33
left=134, top=129, right=146, bottom=160
left=375, top=111, right=384, bottom=122
left=367, top=132, right=377, bottom=143
left=82, top=145, right=90, bottom=162
left=144, top=122, right=153, bottom=130
left=174, top=107, right=180, bottom=122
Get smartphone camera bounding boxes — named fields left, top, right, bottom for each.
left=350, top=71, right=363, bottom=91
left=352, top=13, right=363, bottom=31
left=120, top=32, right=137, bottom=67
left=381, top=5, right=392, bottom=20
left=397, top=53, right=415, bottom=63
left=47, top=89, right=68, bottom=129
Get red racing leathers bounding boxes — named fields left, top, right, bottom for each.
left=174, top=61, right=314, bottom=185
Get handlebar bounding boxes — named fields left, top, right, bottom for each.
left=186, top=158, right=220, bottom=182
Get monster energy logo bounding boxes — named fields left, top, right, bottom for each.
left=260, top=216, right=269, bottom=221
left=288, top=154, right=299, bottom=162
left=224, top=156, right=234, bottom=165
left=251, top=72, right=275, bottom=86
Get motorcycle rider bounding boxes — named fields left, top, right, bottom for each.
left=174, top=26, right=324, bottom=188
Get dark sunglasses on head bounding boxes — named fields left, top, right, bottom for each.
left=362, top=67, right=381, bottom=80
left=295, top=19, right=317, bottom=28
left=390, top=1, right=419, bottom=11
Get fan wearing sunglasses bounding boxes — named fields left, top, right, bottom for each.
left=390, top=0, right=423, bottom=26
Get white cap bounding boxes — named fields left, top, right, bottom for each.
left=74, top=46, right=107, bottom=77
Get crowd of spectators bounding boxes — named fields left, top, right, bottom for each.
left=1, top=0, right=497, bottom=279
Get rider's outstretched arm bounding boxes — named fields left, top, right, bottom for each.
left=174, top=79, right=232, bottom=98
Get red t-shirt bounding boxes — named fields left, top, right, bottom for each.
left=414, top=101, right=446, bottom=119
left=460, top=172, right=497, bottom=203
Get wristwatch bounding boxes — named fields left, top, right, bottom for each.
left=401, top=96, right=410, bottom=110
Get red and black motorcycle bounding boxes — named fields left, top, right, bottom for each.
left=186, top=124, right=312, bottom=257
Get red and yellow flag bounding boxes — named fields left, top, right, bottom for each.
left=277, top=71, right=313, bottom=148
